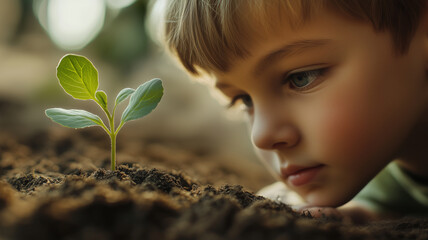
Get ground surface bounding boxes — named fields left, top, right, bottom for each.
left=1, top=128, right=428, bottom=240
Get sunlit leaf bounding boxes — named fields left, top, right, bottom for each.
left=121, top=78, right=163, bottom=123
left=96, top=90, right=108, bottom=108
left=56, top=54, right=98, bottom=100
left=115, top=88, right=135, bottom=106
left=45, top=108, right=104, bottom=128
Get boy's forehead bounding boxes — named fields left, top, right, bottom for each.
left=213, top=18, right=337, bottom=80
left=253, top=39, right=333, bottom=75
left=196, top=2, right=369, bottom=79
left=205, top=6, right=336, bottom=76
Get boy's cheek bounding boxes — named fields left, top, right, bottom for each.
left=312, top=95, right=383, bottom=163
left=323, top=112, right=371, bottom=158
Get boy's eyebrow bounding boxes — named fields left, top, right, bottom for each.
left=254, top=39, right=333, bottom=76
left=215, top=39, right=333, bottom=90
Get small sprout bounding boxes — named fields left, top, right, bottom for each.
left=45, top=54, right=164, bottom=170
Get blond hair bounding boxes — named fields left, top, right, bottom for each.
left=153, top=0, right=426, bottom=75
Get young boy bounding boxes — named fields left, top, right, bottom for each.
left=152, top=0, right=428, bottom=222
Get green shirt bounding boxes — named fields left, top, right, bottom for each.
left=353, top=162, right=428, bottom=216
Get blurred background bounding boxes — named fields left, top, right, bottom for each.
left=0, top=0, right=274, bottom=189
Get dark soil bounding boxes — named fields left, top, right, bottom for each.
left=1, top=128, right=428, bottom=240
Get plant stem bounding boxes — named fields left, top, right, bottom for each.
left=110, top=133, right=117, bottom=171
left=94, top=98, right=118, bottom=171
left=109, top=111, right=116, bottom=170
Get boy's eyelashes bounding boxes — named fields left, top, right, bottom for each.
left=284, top=67, right=329, bottom=91
left=226, top=67, right=330, bottom=110
left=228, top=94, right=253, bottom=109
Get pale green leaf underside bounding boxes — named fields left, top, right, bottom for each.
left=121, top=78, right=163, bottom=123
left=96, top=90, right=108, bottom=108
left=45, top=108, right=103, bottom=128
left=57, top=54, right=99, bottom=100
left=115, top=88, right=135, bottom=106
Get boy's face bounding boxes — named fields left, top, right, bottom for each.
left=214, top=8, right=428, bottom=207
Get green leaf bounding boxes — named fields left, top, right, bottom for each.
left=56, top=54, right=99, bottom=100
left=45, top=108, right=104, bottom=128
left=96, top=90, right=108, bottom=109
left=115, top=88, right=135, bottom=106
left=121, top=78, right=163, bottom=123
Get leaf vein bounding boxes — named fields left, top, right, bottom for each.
left=68, top=58, right=82, bottom=78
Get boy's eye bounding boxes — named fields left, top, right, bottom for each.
left=285, top=68, right=327, bottom=90
left=228, top=94, right=253, bottom=109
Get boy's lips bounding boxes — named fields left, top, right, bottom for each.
left=280, top=164, right=325, bottom=187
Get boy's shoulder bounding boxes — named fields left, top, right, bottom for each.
left=353, top=162, right=428, bottom=216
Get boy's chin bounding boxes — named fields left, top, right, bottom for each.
left=300, top=188, right=355, bottom=208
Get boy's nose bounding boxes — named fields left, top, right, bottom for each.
left=251, top=110, right=300, bottom=150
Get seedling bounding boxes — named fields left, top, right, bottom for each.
left=45, top=54, right=163, bottom=170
